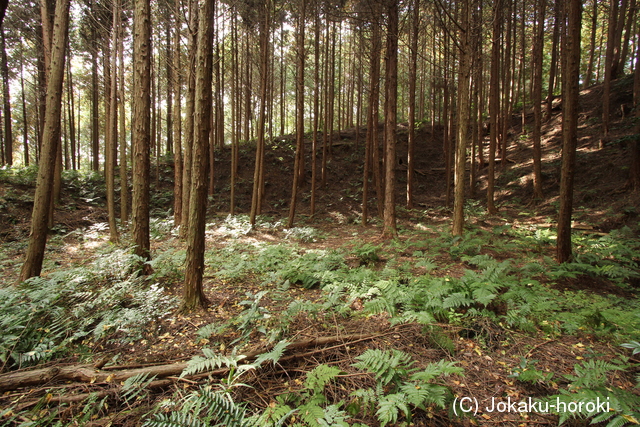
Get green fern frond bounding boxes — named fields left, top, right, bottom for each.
left=122, top=372, right=157, bottom=403
left=193, top=388, right=249, bottom=427
left=376, top=392, right=410, bottom=426
left=143, top=411, right=207, bottom=427
left=305, top=364, right=342, bottom=395
left=442, top=292, right=473, bottom=309
left=181, top=349, right=247, bottom=377
left=411, top=360, right=464, bottom=383
left=257, top=402, right=297, bottom=427
left=353, top=349, right=413, bottom=387
left=317, top=404, right=350, bottom=427
left=255, top=340, right=290, bottom=367
left=298, top=402, right=326, bottom=427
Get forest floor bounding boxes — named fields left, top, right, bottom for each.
left=1, top=76, right=640, bottom=426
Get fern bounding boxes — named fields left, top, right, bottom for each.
left=256, top=402, right=297, bottom=427
left=191, top=388, right=250, bottom=427
left=254, top=340, right=290, bottom=367
left=353, top=349, right=413, bottom=387
left=122, top=372, right=157, bottom=403
left=298, top=402, right=327, bottom=427
left=181, top=349, right=248, bottom=377
left=144, top=409, right=208, bottom=427
left=305, top=364, right=342, bottom=396
left=376, top=393, right=410, bottom=426
left=565, top=359, right=625, bottom=389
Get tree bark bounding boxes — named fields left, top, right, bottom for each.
left=119, top=21, right=128, bottom=224
left=382, top=0, right=398, bottom=238
left=250, top=1, right=271, bottom=226
left=545, top=0, right=560, bottom=122
left=452, top=0, right=472, bottom=236
left=132, top=0, right=152, bottom=272
left=584, top=0, right=598, bottom=88
left=406, top=0, right=419, bottom=209
left=106, top=0, right=120, bottom=243
left=603, top=0, right=619, bottom=136
left=557, top=0, right=582, bottom=263
left=486, top=0, right=501, bottom=214
left=287, top=0, right=306, bottom=228
left=19, top=0, right=70, bottom=282
left=0, top=28, right=13, bottom=166
left=531, top=0, right=546, bottom=201
left=172, top=0, right=183, bottom=226
left=180, top=0, right=198, bottom=238
left=182, top=0, right=214, bottom=312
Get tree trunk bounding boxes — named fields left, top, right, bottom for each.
left=406, top=0, right=419, bottom=209
left=91, top=44, right=99, bottom=172
left=287, top=0, right=306, bottom=228
left=19, top=0, right=70, bottom=282
left=119, top=22, right=128, bottom=224
left=363, top=21, right=381, bottom=225
left=453, top=0, right=472, bottom=236
left=180, top=0, right=198, bottom=238
left=382, top=0, right=398, bottom=238
left=486, top=0, right=501, bottom=214
left=20, top=41, right=30, bottom=166
left=132, top=0, right=152, bottom=272
left=557, top=0, right=582, bottom=263
left=584, top=0, right=598, bottom=88
left=250, top=1, right=271, bottom=226
left=183, top=0, right=214, bottom=312
left=106, top=0, right=120, bottom=243
left=617, top=0, right=636, bottom=77
left=0, top=28, right=13, bottom=166
left=603, top=0, right=619, bottom=136
left=531, top=0, right=546, bottom=201
left=230, top=10, right=238, bottom=215
left=173, top=0, right=183, bottom=226
left=310, top=11, right=320, bottom=218
left=545, top=0, right=560, bottom=121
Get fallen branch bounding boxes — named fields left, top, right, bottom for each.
left=0, top=332, right=379, bottom=393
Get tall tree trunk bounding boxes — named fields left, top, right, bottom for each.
left=165, top=25, right=173, bottom=157
left=557, top=0, right=582, bottom=263
left=453, top=0, right=472, bottom=236
left=363, top=21, right=381, bottom=225
left=584, top=0, right=598, bottom=88
left=66, top=55, right=76, bottom=170
left=250, top=1, right=271, bottom=226
left=382, top=0, right=398, bottom=238
left=486, top=0, right=501, bottom=214
left=531, top=0, right=546, bottom=201
left=132, top=0, right=152, bottom=272
left=106, top=0, right=120, bottom=243
left=119, top=22, right=128, bottom=224
left=0, top=28, right=13, bottom=166
left=230, top=10, right=238, bottom=215
left=19, top=0, right=70, bottom=282
left=180, top=0, right=198, bottom=238
left=611, top=0, right=629, bottom=79
left=617, top=0, right=636, bottom=76
left=183, top=0, right=214, bottom=312
left=91, top=44, right=99, bottom=171
left=173, top=0, right=183, bottom=225
left=406, top=0, right=419, bottom=209
left=603, top=0, right=619, bottom=136
left=630, top=24, right=640, bottom=190
left=287, top=0, right=306, bottom=228
left=545, top=0, right=560, bottom=121
left=310, top=10, right=320, bottom=218
left=20, top=41, right=29, bottom=166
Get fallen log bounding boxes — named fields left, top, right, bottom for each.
left=0, top=332, right=379, bottom=393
